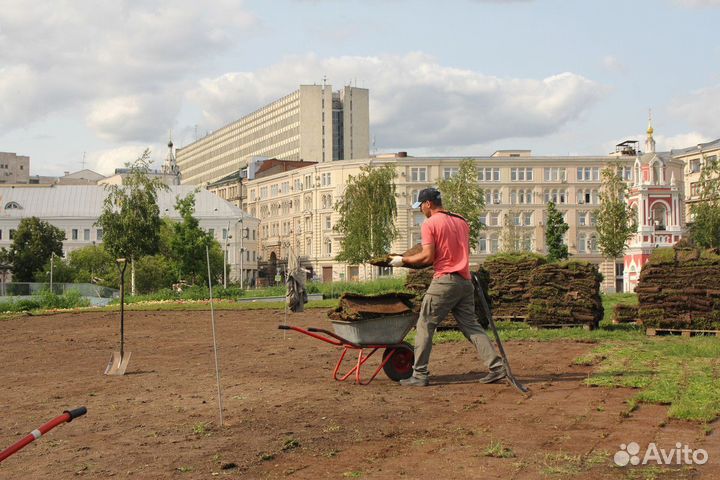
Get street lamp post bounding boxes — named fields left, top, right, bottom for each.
left=239, top=217, right=244, bottom=290
left=50, top=252, right=55, bottom=294
left=223, top=220, right=230, bottom=289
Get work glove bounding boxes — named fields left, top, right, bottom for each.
left=389, top=255, right=404, bottom=267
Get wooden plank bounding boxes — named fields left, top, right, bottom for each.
left=532, top=324, right=594, bottom=331
left=645, top=328, right=720, bottom=337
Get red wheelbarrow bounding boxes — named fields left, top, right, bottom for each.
left=279, top=313, right=417, bottom=385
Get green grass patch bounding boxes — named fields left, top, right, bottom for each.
left=583, top=337, right=720, bottom=422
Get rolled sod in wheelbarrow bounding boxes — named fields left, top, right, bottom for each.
left=369, top=244, right=432, bottom=269
left=328, top=292, right=417, bottom=322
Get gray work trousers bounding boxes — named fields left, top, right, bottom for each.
left=412, top=273, right=503, bottom=380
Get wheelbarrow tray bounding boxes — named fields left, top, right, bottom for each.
left=330, top=313, right=418, bottom=346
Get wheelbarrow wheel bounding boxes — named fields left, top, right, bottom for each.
left=382, top=342, right=414, bottom=382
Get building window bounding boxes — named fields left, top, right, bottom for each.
left=511, top=167, right=533, bottom=182
left=414, top=213, right=425, bottom=226
left=578, top=211, right=587, bottom=226
left=9, top=229, right=15, bottom=240
left=96, top=229, right=103, bottom=241
left=83, top=229, right=90, bottom=241
left=325, top=238, right=332, bottom=256
left=578, top=233, right=586, bottom=253
left=304, top=175, right=312, bottom=189
left=325, top=215, right=332, bottom=230
left=478, top=235, right=487, bottom=253
left=410, top=167, right=427, bottom=182
left=513, top=212, right=521, bottom=226
left=270, top=184, right=278, bottom=197
left=321, top=172, right=332, bottom=186
left=485, top=189, right=502, bottom=205
left=489, top=235, right=499, bottom=253
left=443, top=167, right=458, bottom=179
left=72, top=229, right=79, bottom=240
left=577, top=166, right=600, bottom=181
left=208, top=228, right=214, bottom=238
left=543, top=167, right=566, bottom=182
left=489, top=212, right=500, bottom=227
left=477, top=167, right=501, bottom=182
left=523, top=212, right=532, bottom=226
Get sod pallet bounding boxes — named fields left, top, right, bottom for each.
left=637, top=246, right=720, bottom=331
left=525, top=261, right=603, bottom=329
left=484, top=253, right=546, bottom=319
left=646, top=327, right=720, bottom=337
left=613, top=304, right=639, bottom=324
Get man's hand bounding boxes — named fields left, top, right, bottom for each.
left=389, top=255, right=404, bottom=267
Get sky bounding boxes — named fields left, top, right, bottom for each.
left=1, top=0, right=720, bottom=177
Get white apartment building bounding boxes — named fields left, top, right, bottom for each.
left=177, top=84, right=370, bottom=186
left=0, top=185, right=260, bottom=285
left=240, top=149, right=667, bottom=291
left=671, top=137, right=720, bottom=221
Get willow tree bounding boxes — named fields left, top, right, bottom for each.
left=690, top=157, right=720, bottom=248
left=96, top=150, right=169, bottom=294
left=436, top=158, right=485, bottom=247
left=334, top=164, right=398, bottom=274
left=596, top=163, right=637, bottom=258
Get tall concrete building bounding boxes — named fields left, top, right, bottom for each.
left=672, top=137, right=720, bottom=222
left=0, top=152, right=30, bottom=184
left=177, top=84, right=369, bottom=186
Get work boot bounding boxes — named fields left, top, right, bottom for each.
left=478, top=369, right=506, bottom=384
left=399, top=376, right=429, bottom=387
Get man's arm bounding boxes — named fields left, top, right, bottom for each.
left=403, top=243, right=435, bottom=266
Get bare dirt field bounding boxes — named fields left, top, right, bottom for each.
left=1, top=309, right=717, bottom=479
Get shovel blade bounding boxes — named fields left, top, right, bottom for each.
left=104, top=351, right=132, bottom=375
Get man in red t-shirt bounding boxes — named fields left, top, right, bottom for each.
left=389, top=188, right=505, bottom=387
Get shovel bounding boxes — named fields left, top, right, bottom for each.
left=105, top=258, right=131, bottom=375
left=472, top=273, right=530, bottom=396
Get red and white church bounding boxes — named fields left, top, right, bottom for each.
left=623, top=122, right=686, bottom=292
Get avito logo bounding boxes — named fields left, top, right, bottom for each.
left=614, top=442, right=708, bottom=467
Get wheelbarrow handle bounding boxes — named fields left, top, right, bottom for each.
left=0, top=407, right=87, bottom=463
left=64, top=407, right=87, bottom=422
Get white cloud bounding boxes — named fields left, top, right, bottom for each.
left=656, top=132, right=712, bottom=151
left=89, top=145, right=159, bottom=176
left=86, top=92, right=182, bottom=143
left=670, top=84, right=720, bottom=135
left=188, top=53, right=605, bottom=150
left=0, top=1, right=259, bottom=136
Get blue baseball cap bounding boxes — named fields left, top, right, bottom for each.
left=412, top=188, right=441, bottom=209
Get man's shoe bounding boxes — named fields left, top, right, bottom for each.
left=478, top=370, right=507, bottom=384
left=399, top=376, right=429, bottom=387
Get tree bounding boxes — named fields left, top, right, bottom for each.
left=500, top=212, right=520, bottom=253
left=689, top=156, right=720, bottom=248
left=96, top=150, right=169, bottom=294
left=166, top=191, right=223, bottom=285
left=134, top=255, right=177, bottom=293
left=436, top=158, right=486, bottom=247
left=334, top=164, right=398, bottom=268
left=596, top=163, right=637, bottom=258
left=545, top=201, right=569, bottom=262
left=66, top=244, right=115, bottom=285
left=8, top=217, right=65, bottom=281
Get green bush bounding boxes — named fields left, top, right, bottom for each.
left=0, top=290, right=90, bottom=312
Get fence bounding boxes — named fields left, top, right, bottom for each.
left=0, top=282, right=119, bottom=301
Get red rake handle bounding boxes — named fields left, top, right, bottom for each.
left=0, top=407, right=87, bottom=463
